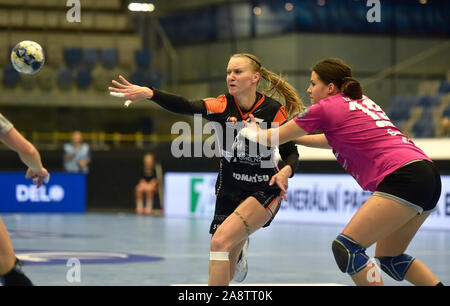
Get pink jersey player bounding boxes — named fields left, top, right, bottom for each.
left=293, top=93, right=431, bottom=191
left=238, top=58, right=443, bottom=286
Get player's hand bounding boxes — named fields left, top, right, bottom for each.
left=109, top=75, right=154, bottom=107
left=236, top=114, right=260, bottom=144
left=243, top=114, right=260, bottom=133
left=25, top=168, right=50, bottom=189
left=269, top=166, right=291, bottom=201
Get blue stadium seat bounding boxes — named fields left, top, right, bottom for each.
left=386, top=95, right=421, bottom=124
left=420, top=106, right=433, bottom=121
left=439, top=81, right=450, bottom=94
left=130, top=69, right=150, bottom=86
left=76, top=69, right=92, bottom=90
left=57, top=68, right=73, bottom=90
left=64, top=48, right=83, bottom=68
left=2, top=66, right=20, bottom=89
left=389, top=95, right=420, bottom=110
left=130, top=68, right=163, bottom=88
left=413, top=120, right=434, bottom=138
left=149, top=69, right=163, bottom=88
left=135, top=49, right=152, bottom=69
left=443, top=106, right=450, bottom=118
left=82, top=48, right=98, bottom=68
left=418, top=95, right=441, bottom=108
left=101, top=48, right=118, bottom=69
left=387, top=96, right=404, bottom=110
left=388, top=108, right=410, bottom=124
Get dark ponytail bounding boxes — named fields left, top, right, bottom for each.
left=313, top=58, right=363, bottom=100
left=341, top=76, right=363, bottom=100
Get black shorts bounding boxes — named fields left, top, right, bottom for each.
left=209, top=185, right=282, bottom=235
left=374, top=160, right=441, bottom=214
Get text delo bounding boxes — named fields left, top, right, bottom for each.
left=16, top=185, right=65, bottom=202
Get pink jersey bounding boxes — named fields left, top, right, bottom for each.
left=293, top=93, right=431, bottom=191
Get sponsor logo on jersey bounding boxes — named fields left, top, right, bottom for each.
left=233, top=172, right=270, bottom=183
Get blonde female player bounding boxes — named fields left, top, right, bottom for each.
left=0, top=113, right=50, bottom=286
left=109, top=53, right=303, bottom=286
left=237, top=58, right=443, bottom=286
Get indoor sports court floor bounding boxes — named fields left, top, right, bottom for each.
left=2, top=213, right=450, bottom=286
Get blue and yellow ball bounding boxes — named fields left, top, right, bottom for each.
left=10, top=40, right=45, bottom=75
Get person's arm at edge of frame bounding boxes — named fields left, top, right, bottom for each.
left=0, top=128, right=49, bottom=188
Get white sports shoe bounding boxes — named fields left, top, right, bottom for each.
left=232, top=238, right=249, bottom=282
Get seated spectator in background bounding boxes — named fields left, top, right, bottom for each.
left=64, top=131, right=91, bottom=174
left=135, top=153, right=162, bottom=215
left=441, top=117, right=450, bottom=137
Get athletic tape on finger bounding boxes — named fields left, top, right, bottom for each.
left=239, top=128, right=259, bottom=143
left=124, top=100, right=133, bottom=107
left=109, top=92, right=125, bottom=98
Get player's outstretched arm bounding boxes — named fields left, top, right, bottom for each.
left=109, top=75, right=207, bottom=115
left=294, top=134, right=331, bottom=149
left=0, top=128, right=49, bottom=188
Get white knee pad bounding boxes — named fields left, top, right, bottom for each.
left=210, top=251, right=229, bottom=261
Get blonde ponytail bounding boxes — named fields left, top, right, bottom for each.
left=259, top=67, right=303, bottom=117
left=231, top=53, right=304, bottom=118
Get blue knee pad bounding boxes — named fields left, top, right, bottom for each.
left=332, top=234, right=370, bottom=275
left=376, top=254, right=415, bottom=281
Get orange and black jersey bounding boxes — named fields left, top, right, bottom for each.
left=150, top=89, right=299, bottom=190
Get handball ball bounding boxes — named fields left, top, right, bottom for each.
left=10, top=40, right=45, bottom=74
